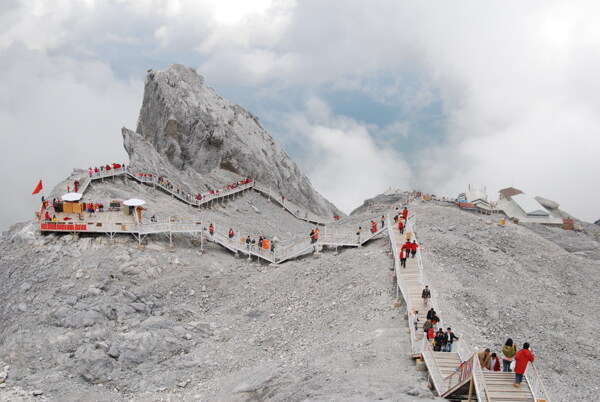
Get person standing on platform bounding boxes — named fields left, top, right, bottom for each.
left=502, top=338, right=517, bottom=372
left=356, top=226, right=362, bottom=244
left=444, top=328, right=459, bottom=352
left=228, top=228, right=234, bottom=240
left=380, top=215, right=385, bottom=229
left=209, top=223, right=214, bottom=236
left=513, top=343, right=535, bottom=388
left=478, top=348, right=492, bottom=371
left=402, top=206, right=409, bottom=222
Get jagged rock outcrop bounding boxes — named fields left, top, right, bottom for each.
left=124, top=64, right=341, bottom=217
left=535, top=196, right=559, bottom=210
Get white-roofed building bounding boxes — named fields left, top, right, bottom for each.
left=496, top=187, right=563, bottom=224
left=457, top=186, right=494, bottom=214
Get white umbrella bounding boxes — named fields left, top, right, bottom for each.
left=123, top=198, right=146, bottom=206
left=61, top=193, right=83, bottom=201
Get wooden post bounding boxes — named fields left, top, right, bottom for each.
left=467, top=374, right=474, bottom=401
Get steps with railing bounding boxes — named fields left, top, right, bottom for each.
left=387, top=212, right=549, bottom=401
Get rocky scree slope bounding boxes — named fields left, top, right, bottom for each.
left=0, top=183, right=434, bottom=401
left=125, top=64, right=340, bottom=218
left=409, top=203, right=600, bottom=401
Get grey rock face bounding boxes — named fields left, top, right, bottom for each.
left=124, top=64, right=340, bottom=217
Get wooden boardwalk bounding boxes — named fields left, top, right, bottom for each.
left=38, top=168, right=384, bottom=263
left=38, top=168, right=551, bottom=400
left=387, top=215, right=547, bottom=401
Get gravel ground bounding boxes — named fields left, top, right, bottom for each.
left=0, top=185, right=435, bottom=401
left=409, top=201, right=600, bottom=401
left=2, top=185, right=597, bottom=401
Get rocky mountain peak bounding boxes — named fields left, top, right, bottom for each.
left=125, top=64, right=340, bottom=217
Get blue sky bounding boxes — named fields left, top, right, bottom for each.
left=1, top=0, right=600, bottom=229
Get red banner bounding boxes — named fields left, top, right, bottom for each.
left=32, top=180, right=43, bottom=195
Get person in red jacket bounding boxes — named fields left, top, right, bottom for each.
left=427, top=326, right=435, bottom=342
left=402, top=207, right=409, bottom=222
left=513, top=342, right=535, bottom=388
left=410, top=240, right=419, bottom=258
left=370, top=220, right=378, bottom=233
left=399, top=248, right=408, bottom=268
left=398, top=219, right=404, bottom=234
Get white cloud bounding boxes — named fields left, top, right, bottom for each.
left=0, top=46, right=142, bottom=230
left=1, top=0, right=600, bottom=226
left=282, top=98, right=412, bottom=213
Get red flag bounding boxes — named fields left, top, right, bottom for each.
left=32, top=180, right=43, bottom=195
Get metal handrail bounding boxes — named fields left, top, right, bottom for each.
left=471, top=355, right=488, bottom=402
left=443, top=354, right=474, bottom=393
left=526, top=362, right=551, bottom=402
left=421, top=337, right=447, bottom=395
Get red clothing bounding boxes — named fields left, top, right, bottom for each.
left=411, top=243, right=419, bottom=251
left=371, top=222, right=377, bottom=233
left=402, top=209, right=409, bottom=220
left=399, top=250, right=408, bottom=259
left=401, top=242, right=411, bottom=252
left=427, top=327, right=435, bottom=340
left=514, top=349, right=535, bottom=374
left=398, top=222, right=404, bottom=229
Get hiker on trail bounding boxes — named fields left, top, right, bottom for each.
left=513, top=343, right=535, bottom=388
left=251, top=238, right=256, bottom=251
left=67, top=185, right=71, bottom=193
left=434, top=328, right=446, bottom=351
left=402, top=207, right=409, bottom=221
left=410, top=240, right=419, bottom=258
left=477, top=348, right=492, bottom=371
left=380, top=215, right=385, bottom=228
left=209, top=224, right=214, bottom=236
left=410, top=310, right=419, bottom=331
left=295, top=210, right=300, bottom=216
left=398, top=219, right=404, bottom=234
left=393, top=214, right=399, bottom=223
left=502, top=338, right=517, bottom=372
left=356, top=226, right=362, bottom=244
left=444, top=328, right=459, bottom=352
left=258, top=236, right=264, bottom=249
left=401, top=240, right=412, bottom=256
left=427, top=308, right=440, bottom=326
left=246, top=236, right=251, bottom=250
left=423, top=318, right=433, bottom=334
left=421, top=285, right=431, bottom=306
left=490, top=353, right=502, bottom=372
left=228, top=228, right=234, bottom=239
left=399, top=248, right=408, bottom=268
left=311, top=228, right=320, bottom=251
left=427, top=326, right=436, bottom=342
left=281, top=196, right=285, bottom=203
left=370, top=220, right=378, bottom=233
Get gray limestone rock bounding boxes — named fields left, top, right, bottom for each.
left=123, top=64, right=341, bottom=218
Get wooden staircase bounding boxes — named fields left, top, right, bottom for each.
left=482, top=372, right=535, bottom=401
